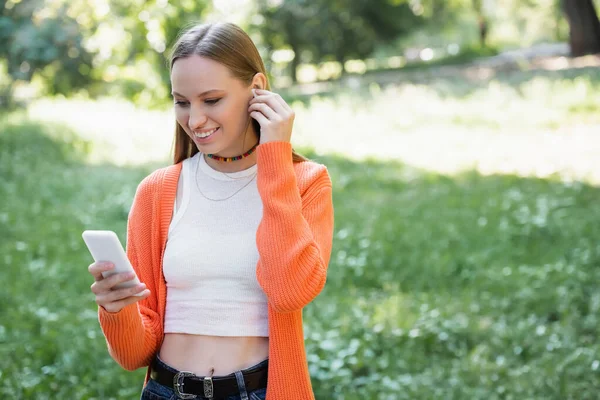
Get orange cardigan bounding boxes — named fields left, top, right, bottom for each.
left=97, top=141, right=334, bottom=400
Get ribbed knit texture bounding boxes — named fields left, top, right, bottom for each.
left=97, top=141, right=334, bottom=400
left=163, top=152, right=268, bottom=337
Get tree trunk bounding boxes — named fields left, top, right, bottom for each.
left=562, top=0, right=600, bottom=56
left=478, top=15, right=489, bottom=47
left=473, top=0, right=488, bottom=47
left=0, top=80, right=16, bottom=111
left=336, top=54, right=346, bottom=78
left=290, top=44, right=300, bottom=84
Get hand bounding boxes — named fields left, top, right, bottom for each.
left=88, top=262, right=150, bottom=314
left=248, top=89, right=295, bottom=144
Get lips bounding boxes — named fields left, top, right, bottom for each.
left=194, top=127, right=219, bottom=138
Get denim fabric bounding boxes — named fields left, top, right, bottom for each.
left=140, top=356, right=268, bottom=400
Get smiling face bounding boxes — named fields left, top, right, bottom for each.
left=170, top=55, right=259, bottom=159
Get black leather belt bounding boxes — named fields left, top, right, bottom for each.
left=149, top=358, right=268, bottom=399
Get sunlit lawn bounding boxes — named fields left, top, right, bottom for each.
left=24, top=65, right=600, bottom=182
left=2, top=66, right=600, bottom=399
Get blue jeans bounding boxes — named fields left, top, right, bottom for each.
left=140, top=355, right=268, bottom=400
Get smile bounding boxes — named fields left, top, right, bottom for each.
left=194, top=127, right=219, bottom=139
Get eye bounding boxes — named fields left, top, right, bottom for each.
left=174, top=101, right=189, bottom=107
left=205, top=98, right=221, bottom=105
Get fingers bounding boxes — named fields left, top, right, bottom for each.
left=90, top=270, right=136, bottom=294
left=88, top=261, right=149, bottom=314
left=248, top=102, right=279, bottom=120
left=100, top=290, right=151, bottom=314
left=88, top=262, right=113, bottom=281
left=95, top=283, right=148, bottom=305
left=253, top=89, right=291, bottom=109
left=248, top=89, right=295, bottom=144
left=249, top=109, right=269, bottom=126
left=249, top=89, right=292, bottom=115
left=270, top=91, right=293, bottom=113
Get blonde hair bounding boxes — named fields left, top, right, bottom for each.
left=167, top=22, right=307, bottom=164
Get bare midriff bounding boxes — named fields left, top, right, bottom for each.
left=159, top=333, right=269, bottom=377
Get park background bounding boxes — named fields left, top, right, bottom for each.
left=1, top=0, right=600, bottom=398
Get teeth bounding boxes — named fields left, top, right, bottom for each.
left=194, top=127, right=218, bottom=138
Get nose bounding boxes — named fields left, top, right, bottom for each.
left=188, top=107, right=209, bottom=131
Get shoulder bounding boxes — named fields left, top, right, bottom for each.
left=132, top=163, right=182, bottom=210
left=293, top=160, right=331, bottom=197
left=137, top=163, right=182, bottom=193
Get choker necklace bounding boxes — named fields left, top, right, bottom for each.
left=206, top=141, right=259, bottom=162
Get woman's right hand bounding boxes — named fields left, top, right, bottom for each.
left=88, top=262, right=150, bottom=313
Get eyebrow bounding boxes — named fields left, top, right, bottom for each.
left=171, top=89, right=225, bottom=98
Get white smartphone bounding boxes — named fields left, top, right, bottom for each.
left=82, top=230, right=142, bottom=293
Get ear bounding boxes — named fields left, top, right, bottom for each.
left=250, top=72, right=267, bottom=91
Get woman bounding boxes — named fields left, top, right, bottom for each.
left=87, top=22, right=334, bottom=400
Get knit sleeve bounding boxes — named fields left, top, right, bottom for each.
left=255, top=141, right=334, bottom=313
left=97, top=175, right=163, bottom=371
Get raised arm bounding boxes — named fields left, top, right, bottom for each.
left=255, top=142, right=334, bottom=313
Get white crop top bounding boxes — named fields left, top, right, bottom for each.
left=162, top=152, right=269, bottom=336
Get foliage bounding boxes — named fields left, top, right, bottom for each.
left=0, top=0, right=95, bottom=107
left=0, top=0, right=210, bottom=109
left=100, top=0, right=211, bottom=106
left=254, top=0, right=423, bottom=80
left=3, top=0, right=597, bottom=108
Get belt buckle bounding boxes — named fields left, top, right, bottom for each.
left=173, top=371, right=197, bottom=399
left=203, top=375, right=214, bottom=398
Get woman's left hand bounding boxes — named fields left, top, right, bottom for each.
left=248, top=89, right=295, bottom=144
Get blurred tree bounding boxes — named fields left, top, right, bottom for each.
left=107, top=0, right=210, bottom=104
left=473, top=0, right=489, bottom=47
left=0, top=0, right=95, bottom=109
left=562, top=0, right=600, bottom=56
left=0, top=0, right=210, bottom=109
left=255, top=0, right=423, bottom=82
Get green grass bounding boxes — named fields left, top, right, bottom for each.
left=306, top=155, right=600, bottom=399
left=0, top=118, right=154, bottom=399
left=2, top=64, right=600, bottom=398
left=1, top=115, right=599, bottom=399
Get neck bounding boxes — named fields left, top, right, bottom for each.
left=204, top=126, right=259, bottom=173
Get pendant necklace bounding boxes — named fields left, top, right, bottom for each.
left=195, top=154, right=257, bottom=202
